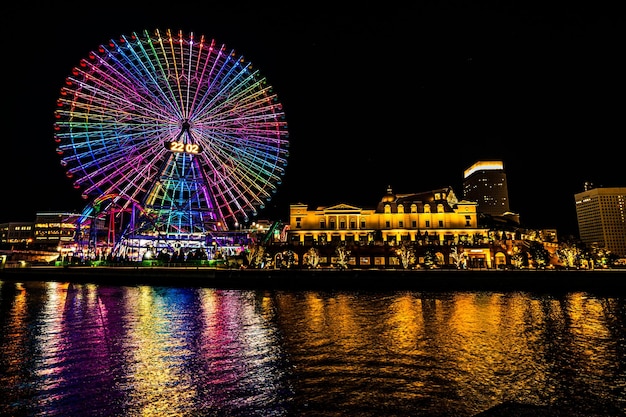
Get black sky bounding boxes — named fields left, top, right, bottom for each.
left=3, top=2, right=624, bottom=238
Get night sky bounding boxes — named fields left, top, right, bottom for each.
left=3, top=2, right=623, bottom=238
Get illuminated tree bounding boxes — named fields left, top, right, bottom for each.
left=556, top=241, right=584, bottom=268
left=527, top=241, right=551, bottom=269
left=303, top=247, right=320, bottom=268
left=280, top=250, right=296, bottom=269
left=510, top=245, right=527, bottom=269
left=423, top=248, right=437, bottom=269
left=449, top=246, right=466, bottom=269
left=335, top=245, right=350, bottom=269
left=246, top=244, right=267, bottom=268
left=396, top=242, right=416, bottom=269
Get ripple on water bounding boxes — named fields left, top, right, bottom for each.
left=1, top=282, right=625, bottom=416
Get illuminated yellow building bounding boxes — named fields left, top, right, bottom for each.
left=575, top=186, right=626, bottom=257
left=286, top=186, right=495, bottom=268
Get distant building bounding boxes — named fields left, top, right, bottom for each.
left=463, top=160, right=511, bottom=216
left=0, top=222, right=34, bottom=248
left=33, top=212, right=82, bottom=251
left=574, top=187, right=626, bottom=257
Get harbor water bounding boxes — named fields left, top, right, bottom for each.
left=1, top=277, right=625, bottom=416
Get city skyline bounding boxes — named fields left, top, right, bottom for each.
left=3, top=2, right=623, bottom=237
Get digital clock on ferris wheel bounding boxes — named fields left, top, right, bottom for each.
left=164, top=141, right=203, bottom=154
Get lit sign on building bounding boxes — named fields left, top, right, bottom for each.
left=463, top=161, right=504, bottom=178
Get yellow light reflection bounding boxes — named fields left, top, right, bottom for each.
left=34, top=282, right=71, bottom=391
left=564, top=293, right=617, bottom=392
left=122, top=286, right=196, bottom=416
left=1, top=281, right=29, bottom=388
left=385, top=294, right=425, bottom=353
left=272, top=290, right=624, bottom=413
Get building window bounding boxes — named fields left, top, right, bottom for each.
left=385, top=221, right=391, bottom=228
left=350, top=221, right=356, bottom=229
left=330, top=221, right=335, bottom=229
left=438, top=220, right=444, bottom=227
left=398, top=221, right=404, bottom=228
left=412, top=220, right=417, bottom=228
left=425, top=220, right=430, bottom=228
left=340, top=221, right=346, bottom=229
left=296, top=217, right=302, bottom=228
left=361, top=220, right=366, bottom=228
left=320, top=221, right=326, bottom=229
left=465, top=215, right=471, bottom=227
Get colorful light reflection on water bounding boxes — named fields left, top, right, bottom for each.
left=1, top=280, right=625, bottom=416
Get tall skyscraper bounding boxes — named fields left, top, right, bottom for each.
left=574, top=186, right=626, bottom=257
left=463, top=160, right=511, bottom=216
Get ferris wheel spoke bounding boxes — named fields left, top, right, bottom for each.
left=186, top=42, right=226, bottom=117
left=200, top=75, right=266, bottom=122
left=206, top=131, right=287, bottom=179
left=108, top=33, right=183, bottom=117
left=196, top=56, right=248, bottom=118
left=188, top=35, right=217, bottom=118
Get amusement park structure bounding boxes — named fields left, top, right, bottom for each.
left=53, top=29, right=289, bottom=260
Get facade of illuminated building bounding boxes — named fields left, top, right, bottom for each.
left=33, top=212, right=81, bottom=249
left=0, top=222, right=34, bottom=247
left=32, top=212, right=105, bottom=260
left=574, top=186, right=626, bottom=257
left=286, top=186, right=502, bottom=269
left=462, top=160, right=511, bottom=216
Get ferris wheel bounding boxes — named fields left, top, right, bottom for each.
left=53, top=29, right=289, bottom=255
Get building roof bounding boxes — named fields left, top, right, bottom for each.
left=376, top=186, right=467, bottom=214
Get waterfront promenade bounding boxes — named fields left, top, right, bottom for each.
left=1, top=265, right=625, bottom=293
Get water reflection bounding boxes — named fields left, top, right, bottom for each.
left=1, top=280, right=625, bottom=416
left=272, top=291, right=626, bottom=416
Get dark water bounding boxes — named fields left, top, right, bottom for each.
left=1, top=279, right=625, bottom=416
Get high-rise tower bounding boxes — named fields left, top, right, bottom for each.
left=574, top=186, right=626, bottom=257
left=463, top=160, right=510, bottom=216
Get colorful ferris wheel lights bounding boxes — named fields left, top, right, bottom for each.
left=53, top=29, right=289, bottom=253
